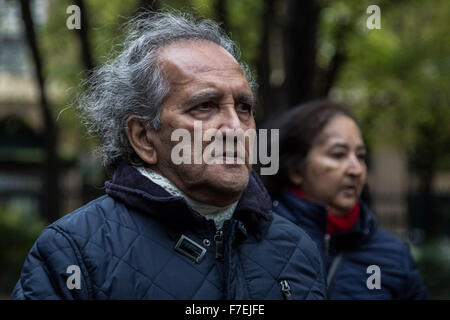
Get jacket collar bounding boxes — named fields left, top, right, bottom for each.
left=105, top=164, right=273, bottom=239
left=277, top=187, right=377, bottom=249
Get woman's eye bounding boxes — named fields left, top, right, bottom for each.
left=331, top=152, right=345, bottom=159
left=358, top=153, right=367, bottom=161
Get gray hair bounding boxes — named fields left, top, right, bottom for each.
left=76, top=10, right=257, bottom=170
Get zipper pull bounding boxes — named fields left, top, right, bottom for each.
left=324, top=234, right=331, bottom=256
left=214, top=230, right=224, bottom=261
left=280, top=280, right=293, bottom=300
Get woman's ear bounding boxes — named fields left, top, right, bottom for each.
left=288, top=166, right=303, bottom=186
left=125, top=116, right=158, bottom=165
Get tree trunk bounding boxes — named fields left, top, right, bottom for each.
left=136, top=0, right=160, bottom=13
left=409, top=124, right=440, bottom=242
left=318, top=20, right=351, bottom=97
left=421, top=174, right=437, bottom=242
left=19, top=0, right=60, bottom=222
left=215, top=0, right=229, bottom=32
left=255, top=0, right=276, bottom=123
left=74, top=0, right=95, bottom=73
left=282, top=0, right=321, bottom=106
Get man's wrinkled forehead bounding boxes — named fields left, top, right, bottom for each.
left=157, top=39, right=249, bottom=87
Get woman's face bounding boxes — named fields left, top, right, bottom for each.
left=290, top=115, right=367, bottom=215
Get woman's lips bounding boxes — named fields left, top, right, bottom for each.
left=341, top=185, right=357, bottom=197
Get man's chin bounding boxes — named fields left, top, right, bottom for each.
left=217, top=180, right=248, bottom=196
left=207, top=165, right=250, bottom=195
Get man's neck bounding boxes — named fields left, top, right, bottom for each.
left=148, top=165, right=241, bottom=207
left=135, top=166, right=237, bottom=229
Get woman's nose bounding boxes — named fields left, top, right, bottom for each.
left=347, top=154, right=364, bottom=176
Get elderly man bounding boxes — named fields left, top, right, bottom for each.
left=12, top=11, right=326, bottom=300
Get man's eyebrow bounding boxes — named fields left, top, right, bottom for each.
left=183, top=89, right=224, bottom=107
left=235, top=92, right=255, bottom=106
left=183, top=89, right=255, bottom=108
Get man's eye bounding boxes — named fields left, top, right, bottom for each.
left=194, top=102, right=214, bottom=111
left=358, top=153, right=367, bottom=161
left=236, top=103, right=252, bottom=113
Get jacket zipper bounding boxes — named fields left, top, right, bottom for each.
left=214, top=230, right=224, bottom=261
left=324, top=233, right=331, bottom=256
left=326, top=253, right=343, bottom=292
left=323, top=233, right=344, bottom=294
left=280, top=280, right=293, bottom=300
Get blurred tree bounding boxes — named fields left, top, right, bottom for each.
left=74, top=0, right=95, bottom=73
left=137, top=0, right=160, bottom=12
left=31, top=0, right=450, bottom=239
left=252, top=0, right=358, bottom=121
left=254, top=0, right=275, bottom=122
left=5, top=0, right=448, bottom=298
left=282, top=0, right=321, bottom=106
left=331, top=0, right=450, bottom=241
left=214, top=0, right=229, bottom=31
left=39, top=0, right=140, bottom=190
left=18, top=0, right=59, bottom=222
left=0, top=206, right=45, bottom=295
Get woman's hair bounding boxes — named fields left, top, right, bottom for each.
left=260, top=99, right=358, bottom=198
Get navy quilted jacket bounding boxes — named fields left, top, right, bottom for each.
left=12, top=165, right=326, bottom=300
left=273, top=187, right=428, bottom=300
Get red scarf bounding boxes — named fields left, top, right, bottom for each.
left=289, top=185, right=360, bottom=235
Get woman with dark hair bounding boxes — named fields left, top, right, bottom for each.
left=262, top=100, right=427, bottom=299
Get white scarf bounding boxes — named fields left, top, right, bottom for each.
left=135, top=166, right=237, bottom=230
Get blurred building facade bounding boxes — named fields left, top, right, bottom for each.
left=0, top=0, right=85, bottom=221
left=368, top=146, right=450, bottom=242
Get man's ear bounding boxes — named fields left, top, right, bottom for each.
left=125, top=116, right=158, bottom=165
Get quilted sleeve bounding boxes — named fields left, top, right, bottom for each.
left=302, top=238, right=327, bottom=300
left=11, top=226, right=91, bottom=300
left=305, top=269, right=327, bottom=299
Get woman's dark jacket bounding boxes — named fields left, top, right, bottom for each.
left=11, top=165, right=326, bottom=300
left=273, top=187, right=428, bottom=300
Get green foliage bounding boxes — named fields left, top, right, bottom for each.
left=34, top=0, right=450, bottom=170
left=86, top=0, right=139, bottom=64
left=0, top=206, right=46, bottom=297
left=40, top=0, right=139, bottom=159
left=226, top=0, right=263, bottom=65
left=332, top=0, right=450, bottom=170
left=38, top=0, right=266, bottom=162
left=6, top=0, right=449, bottom=299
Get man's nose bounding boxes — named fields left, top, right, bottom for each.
left=218, top=104, right=242, bottom=132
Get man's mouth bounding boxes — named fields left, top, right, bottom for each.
left=221, top=151, right=245, bottom=164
